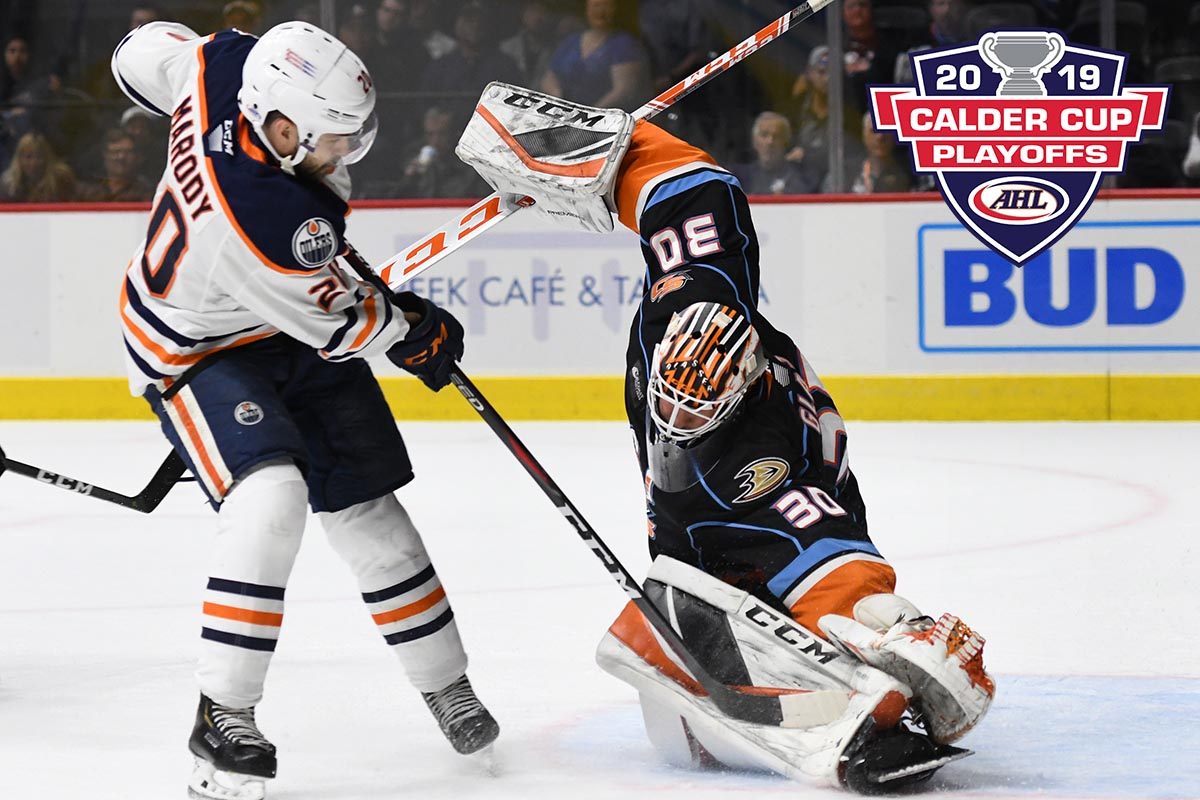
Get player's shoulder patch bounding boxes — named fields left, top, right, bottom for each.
left=291, top=217, right=339, bottom=268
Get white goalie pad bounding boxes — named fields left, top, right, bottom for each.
left=456, top=82, right=634, bottom=234
left=596, top=557, right=913, bottom=786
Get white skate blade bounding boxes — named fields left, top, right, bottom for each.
left=188, top=757, right=267, bottom=800
left=869, top=745, right=972, bottom=784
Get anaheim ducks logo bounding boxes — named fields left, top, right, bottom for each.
left=733, top=458, right=790, bottom=504
left=650, top=271, right=692, bottom=303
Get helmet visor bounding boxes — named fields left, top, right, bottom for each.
left=308, top=111, right=379, bottom=166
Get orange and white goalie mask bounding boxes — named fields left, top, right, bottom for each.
left=649, top=302, right=768, bottom=444
left=455, top=82, right=634, bottom=234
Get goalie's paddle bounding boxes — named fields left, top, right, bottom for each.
left=372, top=0, right=839, bottom=292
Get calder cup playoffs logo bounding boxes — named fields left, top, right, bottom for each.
left=871, top=30, right=1169, bottom=264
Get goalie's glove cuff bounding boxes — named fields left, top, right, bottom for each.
left=386, top=293, right=465, bottom=392
left=456, top=82, right=635, bottom=234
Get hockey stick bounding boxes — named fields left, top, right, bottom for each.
left=340, top=243, right=791, bottom=726
left=0, top=445, right=189, bottom=514
left=371, top=0, right=838, bottom=292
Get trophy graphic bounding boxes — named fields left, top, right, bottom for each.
left=979, top=31, right=1065, bottom=96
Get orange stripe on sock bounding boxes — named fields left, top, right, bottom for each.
left=788, top=560, right=897, bottom=636
left=203, top=602, right=283, bottom=627
left=371, top=586, right=446, bottom=626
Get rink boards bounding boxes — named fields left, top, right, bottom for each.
left=1, top=193, right=1198, bottom=420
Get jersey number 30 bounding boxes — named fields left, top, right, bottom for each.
left=142, top=191, right=189, bottom=297
left=649, top=213, right=723, bottom=271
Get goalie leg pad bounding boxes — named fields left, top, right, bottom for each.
left=456, top=82, right=634, bottom=234
left=819, top=594, right=996, bottom=744
left=596, top=557, right=914, bottom=786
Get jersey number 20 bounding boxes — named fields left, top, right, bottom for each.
left=142, top=191, right=189, bottom=297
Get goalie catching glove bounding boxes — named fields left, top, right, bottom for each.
left=386, top=292, right=464, bottom=391
left=456, top=82, right=635, bottom=234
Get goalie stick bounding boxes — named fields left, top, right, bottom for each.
left=371, top=0, right=839, bottom=293
left=340, top=243, right=805, bottom=727
left=0, top=445, right=188, bottom=514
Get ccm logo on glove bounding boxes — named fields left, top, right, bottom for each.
left=386, top=292, right=465, bottom=391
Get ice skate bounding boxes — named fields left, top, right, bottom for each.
left=821, top=596, right=996, bottom=744
left=422, top=674, right=500, bottom=755
left=187, top=694, right=276, bottom=800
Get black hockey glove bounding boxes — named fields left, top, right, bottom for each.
left=385, top=292, right=465, bottom=391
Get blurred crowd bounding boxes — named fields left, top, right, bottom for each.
left=2, top=0, right=1199, bottom=203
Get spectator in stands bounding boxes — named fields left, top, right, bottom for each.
left=130, top=5, right=162, bottom=30
left=842, top=0, right=900, bottom=118
left=122, top=105, right=168, bottom=184
left=222, top=1, right=263, bottom=34
left=542, top=0, right=647, bottom=110
left=421, top=2, right=520, bottom=127
left=850, top=113, right=912, bottom=194
left=500, top=0, right=555, bottom=88
left=396, top=106, right=489, bottom=198
left=409, top=0, right=458, bottom=61
left=789, top=45, right=833, bottom=188
left=78, top=128, right=154, bottom=202
left=1184, top=113, right=1200, bottom=181
left=366, top=0, right=428, bottom=92
left=1, top=35, right=32, bottom=107
left=0, top=131, right=76, bottom=202
left=337, top=5, right=371, bottom=54
left=732, top=112, right=820, bottom=195
left=926, top=0, right=969, bottom=47
left=639, top=0, right=711, bottom=94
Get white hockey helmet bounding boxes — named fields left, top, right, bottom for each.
left=237, top=21, right=378, bottom=173
left=648, top=302, right=768, bottom=444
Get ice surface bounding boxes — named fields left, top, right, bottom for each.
left=1, top=421, right=1197, bottom=799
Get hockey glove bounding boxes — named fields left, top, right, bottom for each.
left=386, top=292, right=464, bottom=391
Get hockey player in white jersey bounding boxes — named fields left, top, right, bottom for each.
left=112, top=21, right=497, bottom=800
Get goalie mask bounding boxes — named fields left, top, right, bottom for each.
left=238, top=22, right=378, bottom=174
left=649, top=302, right=768, bottom=444
left=456, top=82, right=635, bottom=234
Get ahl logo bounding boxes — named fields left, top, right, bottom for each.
left=871, top=30, right=1168, bottom=264
left=234, top=401, right=264, bottom=426
left=292, top=218, right=337, bottom=268
left=733, top=458, right=790, bottom=504
left=205, top=119, right=234, bottom=156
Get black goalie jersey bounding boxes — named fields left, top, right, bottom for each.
left=613, top=122, right=896, bottom=632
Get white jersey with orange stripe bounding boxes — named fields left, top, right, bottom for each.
left=112, top=22, right=408, bottom=395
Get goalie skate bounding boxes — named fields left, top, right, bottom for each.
left=821, top=598, right=996, bottom=744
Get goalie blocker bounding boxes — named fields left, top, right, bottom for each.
left=455, top=83, right=635, bottom=234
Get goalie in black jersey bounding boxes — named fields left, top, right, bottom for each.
left=457, top=84, right=995, bottom=791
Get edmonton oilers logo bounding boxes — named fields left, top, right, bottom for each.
left=234, top=401, right=263, bottom=426
left=292, top=217, right=337, bottom=267
left=870, top=30, right=1169, bottom=265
